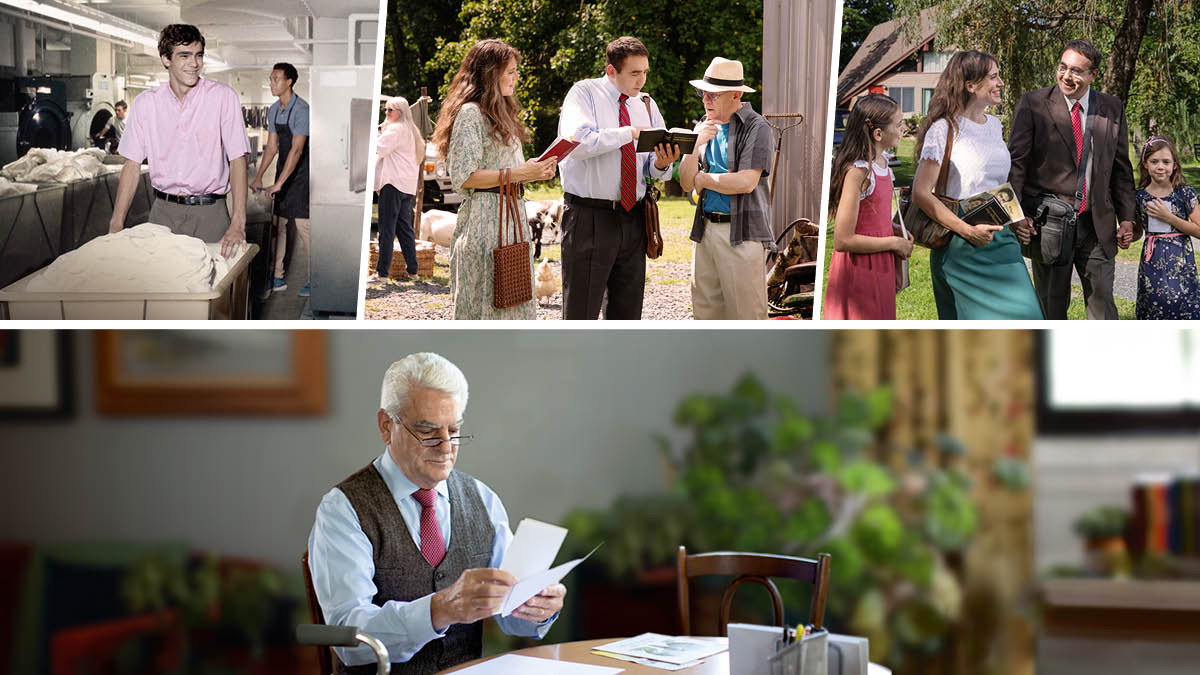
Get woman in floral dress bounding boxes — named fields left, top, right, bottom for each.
left=431, top=39, right=557, bottom=320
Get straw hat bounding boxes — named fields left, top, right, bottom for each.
left=690, top=57, right=755, bottom=93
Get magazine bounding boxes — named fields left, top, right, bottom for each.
left=956, top=182, right=1023, bottom=225
left=593, top=633, right=727, bottom=666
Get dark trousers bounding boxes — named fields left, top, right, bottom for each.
left=1029, top=212, right=1118, bottom=320
left=377, top=184, right=416, bottom=276
left=561, top=196, right=646, bottom=319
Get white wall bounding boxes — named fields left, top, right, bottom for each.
left=1033, top=434, right=1200, bottom=571
left=0, top=329, right=829, bottom=569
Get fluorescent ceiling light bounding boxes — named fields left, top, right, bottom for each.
left=0, top=0, right=158, bottom=50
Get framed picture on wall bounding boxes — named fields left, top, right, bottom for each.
left=0, top=331, right=72, bottom=418
left=95, top=330, right=327, bottom=415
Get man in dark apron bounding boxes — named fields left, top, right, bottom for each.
left=251, top=62, right=311, bottom=296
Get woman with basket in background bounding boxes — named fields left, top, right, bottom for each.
left=910, top=50, right=1043, bottom=320
left=432, top=39, right=557, bottom=320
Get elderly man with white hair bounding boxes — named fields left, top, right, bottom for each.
left=679, top=57, right=774, bottom=320
left=308, top=353, right=565, bottom=674
left=372, top=96, right=427, bottom=283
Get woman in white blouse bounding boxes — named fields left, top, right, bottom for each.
left=912, top=50, right=1043, bottom=319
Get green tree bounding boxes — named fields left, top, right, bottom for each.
left=424, top=0, right=763, bottom=154
left=1124, top=1, right=1200, bottom=147
left=841, top=0, right=896, bottom=71
left=382, top=0, right=464, bottom=102
left=893, top=0, right=1158, bottom=112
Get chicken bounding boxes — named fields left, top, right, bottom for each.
left=535, top=258, right=559, bottom=304
left=416, top=209, right=456, bottom=249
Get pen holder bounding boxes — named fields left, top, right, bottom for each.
left=769, top=628, right=827, bottom=675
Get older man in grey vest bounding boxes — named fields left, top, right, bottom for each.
left=308, top=353, right=565, bottom=673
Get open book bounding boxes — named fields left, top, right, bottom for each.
left=635, top=128, right=700, bottom=154
left=956, top=182, right=1024, bottom=226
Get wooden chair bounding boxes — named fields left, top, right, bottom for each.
left=301, top=551, right=333, bottom=675
left=676, top=546, right=831, bottom=637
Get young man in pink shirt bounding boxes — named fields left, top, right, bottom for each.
left=108, top=24, right=251, bottom=259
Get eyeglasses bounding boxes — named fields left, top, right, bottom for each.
left=1057, top=64, right=1091, bottom=78
left=393, top=416, right=474, bottom=447
left=699, top=91, right=728, bottom=103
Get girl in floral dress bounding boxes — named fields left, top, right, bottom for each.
left=1134, top=136, right=1200, bottom=319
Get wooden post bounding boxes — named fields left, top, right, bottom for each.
left=413, top=87, right=427, bottom=241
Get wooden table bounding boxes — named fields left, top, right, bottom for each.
left=443, top=637, right=730, bottom=673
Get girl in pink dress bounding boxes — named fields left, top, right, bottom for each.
left=824, top=94, right=913, bottom=320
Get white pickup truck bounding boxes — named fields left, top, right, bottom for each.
left=421, top=142, right=461, bottom=211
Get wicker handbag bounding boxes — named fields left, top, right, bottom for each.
left=901, top=124, right=956, bottom=248
left=492, top=168, right=533, bottom=308
left=642, top=96, right=665, bottom=259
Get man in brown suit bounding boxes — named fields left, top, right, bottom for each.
left=1008, top=39, right=1136, bottom=320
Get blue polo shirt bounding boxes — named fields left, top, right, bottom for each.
left=703, top=123, right=731, bottom=215
left=267, top=95, right=310, bottom=137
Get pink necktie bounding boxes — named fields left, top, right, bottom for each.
left=412, top=488, right=445, bottom=567
left=1072, top=101, right=1087, bottom=214
left=618, top=93, right=636, bottom=212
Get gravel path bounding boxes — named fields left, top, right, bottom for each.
left=1020, top=237, right=1200, bottom=304
left=1022, top=257, right=1137, bottom=302
left=363, top=242, right=694, bottom=320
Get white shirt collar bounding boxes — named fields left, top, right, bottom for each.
left=602, top=76, right=630, bottom=104
left=1064, top=89, right=1090, bottom=114
left=376, top=450, right=449, bottom=501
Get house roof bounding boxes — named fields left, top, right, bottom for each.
left=837, top=6, right=939, bottom=105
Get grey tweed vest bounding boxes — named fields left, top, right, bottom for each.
left=334, top=464, right=494, bottom=674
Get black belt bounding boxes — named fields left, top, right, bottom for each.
left=154, top=189, right=226, bottom=206
left=564, top=192, right=643, bottom=211
left=704, top=212, right=732, bottom=223
left=476, top=184, right=525, bottom=198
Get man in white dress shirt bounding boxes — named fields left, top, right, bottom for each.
left=557, top=36, right=680, bottom=319
left=308, top=353, right=565, bottom=674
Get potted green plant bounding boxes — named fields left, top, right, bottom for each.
left=119, top=553, right=304, bottom=672
left=1072, top=506, right=1130, bottom=576
left=562, top=375, right=1009, bottom=670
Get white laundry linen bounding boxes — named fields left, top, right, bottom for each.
left=0, top=177, right=37, bottom=198
left=1, top=148, right=114, bottom=183
left=26, top=223, right=230, bottom=293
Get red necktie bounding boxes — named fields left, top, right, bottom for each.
left=618, top=93, right=636, bottom=212
left=1072, top=101, right=1087, bottom=214
left=412, top=488, right=445, bottom=567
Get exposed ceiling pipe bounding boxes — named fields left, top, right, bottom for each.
left=291, top=15, right=312, bottom=60
left=0, top=6, right=137, bottom=51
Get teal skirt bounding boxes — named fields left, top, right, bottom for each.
left=930, top=227, right=1043, bottom=320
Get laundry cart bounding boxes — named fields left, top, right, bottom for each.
left=0, top=184, right=66, bottom=289
left=0, top=243, right=259, bottom=320
left=58, top=168, right=154, bottom=251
